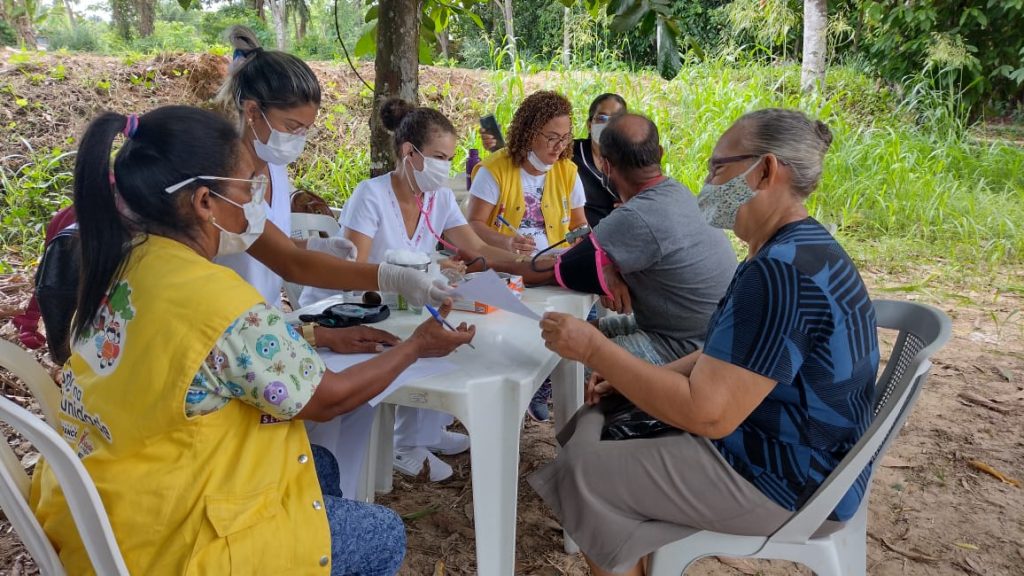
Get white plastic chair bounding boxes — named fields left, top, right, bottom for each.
left=647, top=300, right=952, bottom=576
left=287, top=212, right=343, bottom=307
left=0, top=339, right=61, bottom=431
left=0, top=342, right=130, bottom=576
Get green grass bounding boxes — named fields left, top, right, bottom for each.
left=436, top=62, right=1024, bottom=267
left=3, top=58, right=1022, bottom=278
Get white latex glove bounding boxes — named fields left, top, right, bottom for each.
left=377, top=263, right=451, bottom=308
left=307, top=236, right=358, bottom=261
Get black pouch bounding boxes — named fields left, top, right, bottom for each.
left=600, top=394, right=678, bottom=441
left=299, top=303, right=390, bottom=329
left=35, top=225, right=80, bottom=365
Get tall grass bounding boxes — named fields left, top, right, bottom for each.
left=454, top=62, right=1024, bottom=267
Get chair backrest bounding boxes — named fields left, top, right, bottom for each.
left=287, top=212, right=343, bottom=307
left=0, top=339, right=62, bottom=431
left=0, top=342, right=130, bottom=576
left=768, top=299, right=951, bottom=544
left=290, top=212, right=341, bottom=241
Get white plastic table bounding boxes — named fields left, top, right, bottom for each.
left=309, top=286, right=593, bottom=575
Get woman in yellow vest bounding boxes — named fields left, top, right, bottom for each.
left=31, top=106, right=475, bottom=575
left=467, top=90, right=588, bottom=422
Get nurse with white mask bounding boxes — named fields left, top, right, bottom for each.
left=301, top=98, right=522, bottom=481
left=213, top=27, right=453, bottom=498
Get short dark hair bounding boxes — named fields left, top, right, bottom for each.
left=587, top=93, right=627, bottom=120
left=599, top=114, right=661, bottom=171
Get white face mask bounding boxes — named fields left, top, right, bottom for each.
left=590, top=123, right=606, bottom=145
left=527, top=150, right=554, bottom=173
left=211, top=190, right=268, bottom=256
left=252, top=109, right=307, bottom=166
left=697, top=157, right=762, bottom=230
left=405, top=145, right=451, bottom=193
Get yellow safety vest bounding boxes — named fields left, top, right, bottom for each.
left=31, top=235, right=332, bottom=575
left=472, top=148, right=578, bottom=245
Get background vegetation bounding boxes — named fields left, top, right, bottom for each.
left=1, top=0, right=1023, bottom=279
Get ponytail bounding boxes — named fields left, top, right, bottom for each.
left=71, top=112, right=133, bottom=341
left=216, top=25, right=321, bottom=125
left=71, top=106, right=241, bottom=342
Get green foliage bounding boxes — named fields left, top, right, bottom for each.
left=0, top=147, right=74, bottom=257
left=197, top=5, right=272, bottom=47
left=0, top=17, right=17, bottom=46
left=857, top=1, right=1024, bottom=116
left=43, top=19, right=109, bottom=52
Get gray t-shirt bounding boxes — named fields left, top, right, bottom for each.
left=593, top=177, right=737, bottom=359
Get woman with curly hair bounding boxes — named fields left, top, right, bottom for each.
left=468, top=90, right=588, bottom=258
left=467, top=90, right=588, bottom=422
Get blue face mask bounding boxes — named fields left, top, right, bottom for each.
left=697, top=157, right=762, bottom=229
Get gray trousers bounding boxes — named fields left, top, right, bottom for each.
left=529, top=403, right=841, bottom=573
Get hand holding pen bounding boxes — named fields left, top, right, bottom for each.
left=423, top=301, right=476, bottom=350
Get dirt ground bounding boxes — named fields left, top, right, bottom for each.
left=2, top=51, right=1024, bottom=575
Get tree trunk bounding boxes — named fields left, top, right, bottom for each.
left=800, top=0, right=827, bottom=93
left=63, top=0, right=76, bottom=25
left=135, top=0, right=154, bottom=37
left=111, top=0, right=133, bottom=40
left=298, top=10, right=307, bottom=40
left=370, top=0, right=421, bottom=177
left=494, top=0, right=517, bottom=67
left=437, top=29, right=449, bottom=60
left=561, top=5, right=571, bottom=68
left=13, top=9, right=36, bottom=47
left=267, top=0, right=286, bottom=49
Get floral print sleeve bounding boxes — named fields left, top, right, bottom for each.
left=185, top=302, right=326, bottom=420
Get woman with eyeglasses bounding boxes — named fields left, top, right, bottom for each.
left=573, top=93, right=627, bottom=228
left=467, top=91, right=588, bottom=422
left=31, top=105, right=474, bottom=576
left=533, top=109, right=879, bottom=576
left=468, top=90, right=588, bottom=259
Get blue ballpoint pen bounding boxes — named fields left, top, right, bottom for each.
left=424, top=304, right=476, bottom=349
left=495, top=213, right=514, bottom=230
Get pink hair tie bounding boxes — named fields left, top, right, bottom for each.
left=123, top=114, right=139, bottom=138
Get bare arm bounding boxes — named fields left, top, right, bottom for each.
left=569, top=207, right=587, bottom=230
left=466, top=196, right=515, bottom=249
left=297, top=301, right=475, bottom=421
left=540, top=314, right=775, bottom=438
left=247, top=221, right=381, bottom=290
left=444, top=224, right=520, bottom=264
left=343, top=228, right=375, bottom=264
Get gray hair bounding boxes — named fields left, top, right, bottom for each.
left=215, top=26, right=321, bottom=124
left=737, top=108, right=833, bottom=198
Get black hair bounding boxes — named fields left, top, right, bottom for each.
left=71, top=106, right=240, bottom=340
left=587, top=93, right=627, bottom=121
left=599, top=113, right=662, bottom=173
left=217, top=25, right=321, bottom=117
left=379, top=97, right=456, bottom=158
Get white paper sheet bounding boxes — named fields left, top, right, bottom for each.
left=452, top=269, right=542, bottom=320
left=321, top=353, right=459, bottom=406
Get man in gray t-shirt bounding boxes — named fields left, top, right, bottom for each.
left=591, top=114, right=736, bottom=362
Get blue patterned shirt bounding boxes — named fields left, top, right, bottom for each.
left=703, top=218, right=879, bottom=521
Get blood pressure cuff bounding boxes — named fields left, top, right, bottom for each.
left=298, top=303, right=390, bottom=329
left=552, top=233, right=614, bottom=298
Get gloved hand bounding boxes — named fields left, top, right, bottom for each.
left=377, top=263, right=451, bottom=308
left=307, top=236, right=358, bottom=261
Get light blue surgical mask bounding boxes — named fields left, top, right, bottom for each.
left=697, top=157, right=763, bottom=229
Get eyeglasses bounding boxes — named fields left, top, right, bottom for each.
left=541, top=132, right=572, bottom=149
left=164, top=174, right=268, bottom=199
left=591, top=113, right=622, bottom=124
left=262, top=109, right=314, bottom=137
left=707, top=154, right=760, bottom=170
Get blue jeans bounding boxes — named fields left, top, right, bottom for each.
left=312, top=445, right=406, bottom=576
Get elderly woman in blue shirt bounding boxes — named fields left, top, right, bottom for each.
left=534, top=108, right=880, bottom=576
